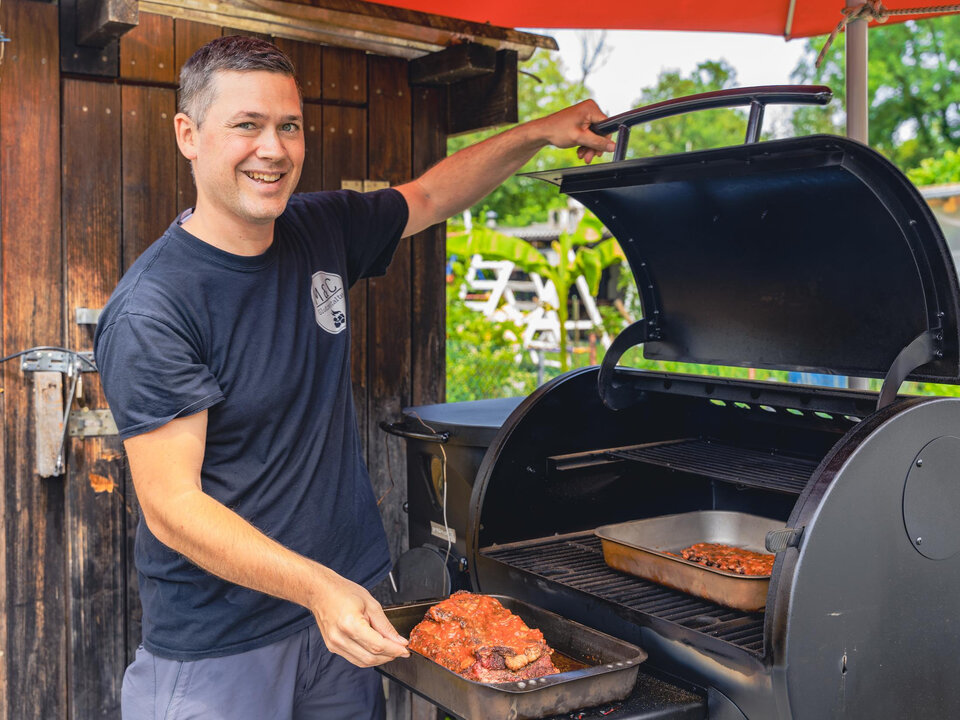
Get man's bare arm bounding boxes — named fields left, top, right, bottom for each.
left=124, top=410, right=409, bottom=668
left=396, top=99, right=615, bottom=238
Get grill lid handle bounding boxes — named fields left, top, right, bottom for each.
left=766, top=526, right=805, bottom=553
left=379, top=420, right=450, bottom=444
left=590, top=85, right=833, bottom=162
left=598, top=318, right=658, bottom=410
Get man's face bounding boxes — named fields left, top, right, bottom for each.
left=183, top=70, right=304, bottom=228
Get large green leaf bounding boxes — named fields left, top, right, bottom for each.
left=569, top=213, right=607, bottom=247
left=447, top=227, right=552, bottom=275
left=575, top=247, right=602, bottom=295
left=592, top=238, right=625, bottom=266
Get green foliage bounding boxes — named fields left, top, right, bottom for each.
left=445, top=259, right=538, bottom=402
left=447, top=215, right=624, bottom=373
left=447, top=226, right=552, bottom=275
left=907, top=148, right=960, bottom=186
left=447, top=51, right=590, bottom=227
left=627, top=60, right=751, bottom=157
left=791, top=16, right=960, bottom=171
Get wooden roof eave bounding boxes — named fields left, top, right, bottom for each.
left=138, top=0, right=557, bottom=60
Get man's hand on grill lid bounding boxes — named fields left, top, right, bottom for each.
left=533, top=99, right=615, bottom=164
left=396, top=99, right=614, bottom=237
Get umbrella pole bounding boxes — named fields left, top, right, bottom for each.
left=846, top=1, right=871, bottom=391
left=845, top=0, right=869, bottom=144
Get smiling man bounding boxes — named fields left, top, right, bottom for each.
left=95, top=35, right=614, bottom=720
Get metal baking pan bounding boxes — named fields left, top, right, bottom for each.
left=378, top=595, right=646, bottom=720
left=595, top=511, right=783, bottom=612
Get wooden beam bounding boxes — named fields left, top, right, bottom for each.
left=283, top=0, right=556, bottom=56
left=409, top=43, right=495, bottom=87
left=139, top=0, right=556, bottom=61
left=59, top=0, right=120, bottom=77
left=76, top=0, right=138, bottom=48
left=447, top=49, right=518, bottom=135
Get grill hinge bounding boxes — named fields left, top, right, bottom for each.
left=877, top=328, right=940, bottom=411
left=598, top=318, right=658, bottom=410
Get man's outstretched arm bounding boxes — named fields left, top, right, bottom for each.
left=397, top=99, right=614, bottom=238
left=124, top=410, right=409, bottom=668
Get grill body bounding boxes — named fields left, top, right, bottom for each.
left=464, top=368, right=960, bottom=718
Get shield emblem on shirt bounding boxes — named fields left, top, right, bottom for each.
left=311, top=271, right=348, bottom=334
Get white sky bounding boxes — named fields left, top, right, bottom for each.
left=534, top=29, right=810, bottom=117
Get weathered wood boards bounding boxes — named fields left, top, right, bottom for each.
left=411, top=85, right=447, bottom=407
left=1, top=2, right=66, bottom=718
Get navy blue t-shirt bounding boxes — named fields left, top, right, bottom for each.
left=94, top=189, right=408, bottom=660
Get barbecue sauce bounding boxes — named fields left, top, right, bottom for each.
left=671, top=543, right=774, bottom=575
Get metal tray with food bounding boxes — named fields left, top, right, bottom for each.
left=595, top=511, right=784, bottom=612
left=378, top=595, right=646, bottom=720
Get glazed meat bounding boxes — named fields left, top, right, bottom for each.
left=408, top=592, right=559, bottom=683
left=676, top=542, right=774, bottom=575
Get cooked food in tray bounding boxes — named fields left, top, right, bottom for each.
left=671, top=542, right=775, bottom=576
left=408, top=591, right=559, bottom=683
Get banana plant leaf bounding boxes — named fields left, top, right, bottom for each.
left=446, top=227, right=552, bottom=276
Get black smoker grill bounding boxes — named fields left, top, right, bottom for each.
left=384, top=87, right=960, bottom=719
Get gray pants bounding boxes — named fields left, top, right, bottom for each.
left=121, top=623, right=385, bottom=720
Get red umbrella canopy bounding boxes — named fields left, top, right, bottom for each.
left=364, top=0, right=956, bottom=38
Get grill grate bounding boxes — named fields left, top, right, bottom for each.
left=485, top=534, right=766, bottom=655
left=607, top=438, right=818, bottom=494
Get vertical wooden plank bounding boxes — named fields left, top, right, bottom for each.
left=367, top=55, right=413, bottom=720
left=322, top=46, right=366, bottom=103
left=174, top=18, right=220, bottom=78
left=322, top=106, right=367, bottom=191
left=274, top=37, right=323, bottom=101
left=410, top=86, right=447, bottom=407
left=296, top=104, right=324, bottom=193
left=122, top=86, right=178, bottom=270
left=62, top=78, right=126, bottom=720
left=119, top=12, right=175, bottom=83
left=0, top=1, right=65, bottom=718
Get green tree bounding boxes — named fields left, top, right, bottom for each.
left=907, top=148, right=960, bottom=185
left=626, top=60, right=751, bottom=158
left=791, top=16, right=960, bottom=170
left=446, top=51, right=590, bottom=227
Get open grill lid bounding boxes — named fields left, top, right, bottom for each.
left=528, top=119, right=960, bottom=396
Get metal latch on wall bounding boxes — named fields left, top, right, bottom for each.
left=20, top=349, right=116, bottom=478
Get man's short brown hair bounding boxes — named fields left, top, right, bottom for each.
left=179, top=35, right=299, bottom=125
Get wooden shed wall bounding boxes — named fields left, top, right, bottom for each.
left=0, top=1, right=446, bottom=716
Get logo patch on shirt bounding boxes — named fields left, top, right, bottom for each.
left=311, top=271, right=347, bottom=334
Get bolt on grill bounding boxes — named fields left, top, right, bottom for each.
left=483, top=534, right=765, bottom=654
